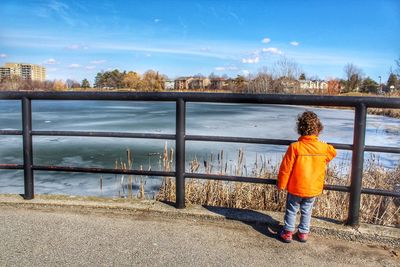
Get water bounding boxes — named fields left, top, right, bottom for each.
left=0, top=100, right=399, bottom=197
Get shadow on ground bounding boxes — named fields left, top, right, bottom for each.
left=204, top=205, right=282, bottom=241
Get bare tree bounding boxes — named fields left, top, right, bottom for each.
left=0, top=75, right=23, bottom=90
left=271, top=56, right=301, bottom=80
left=271, top=57, right=302, bottom=93
left=343, top=63, right=363, bottom=92
left=248, top=67, right=273, bottom=93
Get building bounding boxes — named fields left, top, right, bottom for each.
left=0, top=67, right=11, bottom=80
left=279, top=77, right=300, bottom=92
left=174, top=77, right=193, bottom=90
left=164, top=80, right=175, bottom=90
left=209, top=78, right=225, bottom=90
left=0, top=63, right=46, bottom=81
left=174, top=76, right=212, bottom=90
left=299, top=80, right=328, bottom=93
left=188, top=77, right=210, bottom=90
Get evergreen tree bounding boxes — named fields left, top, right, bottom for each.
left=360, top=77, right=378, bottom=94
left=387, top=73, right=398, bottom=87
left=93, top=70, right=125, bottom=89
left=94, top=72, right=104, bottom=88
left=81, top=78, right=91, bottom=88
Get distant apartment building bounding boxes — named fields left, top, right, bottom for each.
left=279, top=77, right=300, bottom=92
left=164, top=80, right=175, bottom=90
left=174, top=77, right=193, bottom=90
left=188, top=77, right=210, bottom=90
left=299, top=80, right=328, bottom=92
left=209, top=77, right=225, bottom=90
left=0, top=63, right=46, bottom=81
left=174, top=76, right=211, bottom=90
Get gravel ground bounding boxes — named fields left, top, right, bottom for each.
left=0, top=206, right=399, bottom=267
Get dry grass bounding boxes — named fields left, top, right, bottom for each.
left=113, top=143, right=399, bottom=226
left=368, top=108, right=400, bottom=119
left=155, top=147, right=400, bottom=227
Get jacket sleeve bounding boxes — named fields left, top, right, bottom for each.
left=277, top=144, right=296, bottom=190
left=326, top=144, right=337, bottom=163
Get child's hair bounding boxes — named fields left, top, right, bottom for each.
left=297, top=111, right=323, bottom=136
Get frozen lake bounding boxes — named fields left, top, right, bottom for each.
left=0, top=100, right=399, bottom=197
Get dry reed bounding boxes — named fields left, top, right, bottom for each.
left=156, top=146, right=400, bottom=227
left=112, top=143, right=399, bottom=226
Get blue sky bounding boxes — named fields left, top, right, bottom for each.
left=0, top=0, right=399, bottom=83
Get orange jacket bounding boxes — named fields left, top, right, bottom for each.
left=277, top=135, right=336, bottom=197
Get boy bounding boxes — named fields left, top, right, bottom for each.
left=277, top=111, right=336, bottom=243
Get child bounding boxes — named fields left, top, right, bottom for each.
left=277, top=111, right=336, bottom=243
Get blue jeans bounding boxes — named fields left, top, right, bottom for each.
left=283, top=193, right=316, bottom=233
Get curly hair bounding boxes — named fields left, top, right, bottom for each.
left=297, top=111, right=323, bottom=136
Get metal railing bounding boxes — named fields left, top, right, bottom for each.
left=0, top=91, right=399, bottom=226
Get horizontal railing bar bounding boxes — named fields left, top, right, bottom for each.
left=364, top=145, right=400, bottom=154
left=33, top=165, right=175, bottom=177
left=186, top=135, right=353, bottom=150
left=6, top=131, right=398, bottom=154
left=186, top=135, right=292, bottom=146
left=361, top=188, right=400, bottom=197
left=0, top=130, right=23, bottom=135
left=0, top=91, right=399, bottom=108
left=324, top=184, right=350, bottom=192
left=185, top=173, right=351, bottom=193
left=187, top=135, right=400, bottom=154
left=32, top=130, right=176, bottom=140
left=184, top=174, right=400, bottom=197
left=185, top=173, right=277, bottom=184
left=0, top=164, right=24, bottom=170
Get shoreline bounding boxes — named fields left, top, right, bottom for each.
left=1, top=90, right=398, bottom=118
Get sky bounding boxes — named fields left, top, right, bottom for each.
left=0, top=0, right=399, bottom=84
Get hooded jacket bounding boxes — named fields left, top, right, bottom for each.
left=277, top=135, right=337, bottom=197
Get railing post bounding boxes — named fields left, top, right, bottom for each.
left=22, top=97, right=34, bottom=199
left=175, top=98, right=186, bottom=208
left=347, top=103, right=367, bottom=226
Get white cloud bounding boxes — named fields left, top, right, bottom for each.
left=262, top=47, right=283, bottom=55
left=262, top=38, right=271, bottom=44
left=90, top=60, right=106, bottom=64
left=215, top=66, right=238, bottom=71
left=66, top=44, right=80, bottom=50
left=0, top=53, right=7, bottom=58
left=242, top=70, right=250, bottom=75
left=46, top=58, right=57, bottom=64
left=290, top=41, right=300, bottom=46
left=91, top=42, right=235, bottom=60
left=242, top=56, right=259, bottom=64
left=68, top=64, right=81, bottom=68
left=85, top=66, right=96, bottom=70
left=154, top=18, right=161, bottom=23
left=66, top=44, right=89, bottom=50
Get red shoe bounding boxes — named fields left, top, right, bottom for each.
left=279, top=230, right=293, bottom=243
left=297, top=232, right=309, bottom=243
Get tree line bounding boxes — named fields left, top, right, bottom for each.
left=0, top=57, right=399, bottom=94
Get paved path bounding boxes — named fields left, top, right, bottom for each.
left=0, top=206, right=399, bottom=267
